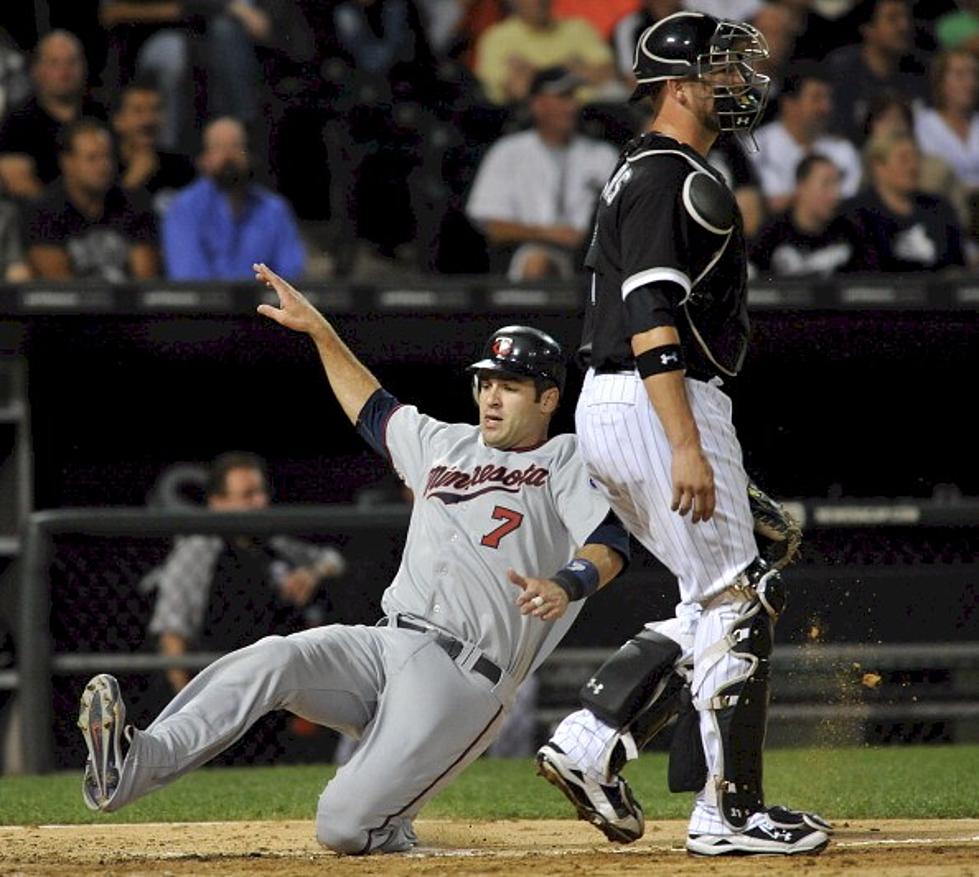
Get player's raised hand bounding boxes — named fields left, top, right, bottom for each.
left=508, top=568, right=570, bottom=621
left=254, top=262, right=329, bottom=338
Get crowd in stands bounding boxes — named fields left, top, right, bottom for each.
left=1, top=0, right=978, bottom=283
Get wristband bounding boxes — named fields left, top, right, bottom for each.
left=636, top=344, right=685, bottom=378
left=550, top=558, right=600, bottom=602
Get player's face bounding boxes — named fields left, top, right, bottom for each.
left=477, top=373, right=555, bottom=450
left=208, top=467, right=270, bottom=510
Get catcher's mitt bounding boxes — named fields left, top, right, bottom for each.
left=747, top=479, right=802, bottom=572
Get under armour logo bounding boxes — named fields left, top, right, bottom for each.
left=585, top=678, right=604, bottom=695
left=758, top=824, right=792, bottom=842
left=660, top=352, right=678, bottom=365
left=568, top=561, right=586, bottom=572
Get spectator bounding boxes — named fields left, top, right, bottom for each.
left=612, top=0, right=683, bottom=80
left=865, top=92, right=969, bottom=227
left=0, top=31, right=105, bottom=200
left=935, top=1, right=979, bottom=52
left=147, top=451, right=346, bottom=694
left=684, top=0, right=761, bottom=20
left=26, top=118, right=158, bottom=280
left=751, top=63, right=862, bottom=213
left=100, top=0, right=315, bottom=152
left=474, top=0, right=617, bottom=105
left=162, top=116, right=305, bottom=280
left=111, top=78, right=195, bottom=217
left=0, top=197, right=30, bottom=281
left=0, top=28, right=31, bottom=122
left=826, top=0, right=927, bottom=142
left=552, top=0, right=638, bottom=39
left=466, top=67, right=617, bottom=279
left=751, top=154, right=857, bottom=278
left=332, top=0, right=435, bottom=88
left=915, top=49, right=979, bottom=189
left=845, top=130, right=966, bottom=271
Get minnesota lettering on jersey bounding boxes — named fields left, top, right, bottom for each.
left=425, top=462, right=549, bottom=503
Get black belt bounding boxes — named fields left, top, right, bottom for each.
left=392, top=617, right=502, bottom=685
left=593, top=364, right=713, bottom=383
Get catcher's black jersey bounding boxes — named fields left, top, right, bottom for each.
left=582, top=132, right=750, bottom=377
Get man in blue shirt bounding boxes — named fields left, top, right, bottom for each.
left=163, top=117, right=305, bottom=280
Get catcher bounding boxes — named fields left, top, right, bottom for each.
left=537, top=480, right=831, bottom=846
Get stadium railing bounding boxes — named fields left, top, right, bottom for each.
left=7, top=498, right=978, bottom=773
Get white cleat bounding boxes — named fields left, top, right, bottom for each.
left=686, top=811, right=829, bottom=856
left=536, top=742, right=644, bottom=843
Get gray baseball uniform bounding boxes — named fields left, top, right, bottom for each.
left=100, top=392, right=610, bottom=854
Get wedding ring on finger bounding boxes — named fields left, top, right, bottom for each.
left=531, top=595, right=545, bottom=608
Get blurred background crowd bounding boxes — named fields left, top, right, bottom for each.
left=2, top=0, right=979, bottom=284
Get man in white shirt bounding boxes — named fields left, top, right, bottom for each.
left=751, top=62, right=862, bottom=213
left=466, top=67, right=618, bottom=280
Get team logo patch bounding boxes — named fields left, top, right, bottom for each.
left=492, top=337, right=514, bottom=357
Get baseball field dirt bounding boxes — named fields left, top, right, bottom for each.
left=1, top=818, right=976, bottom=875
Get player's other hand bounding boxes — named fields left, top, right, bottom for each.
left=671, top=444, right=716, bottom=524
left=508, top=568, right=570, bottom=621
left=254, top=262, right=329, bottom=338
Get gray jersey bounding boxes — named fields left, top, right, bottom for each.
left=380, top=404, right=610, bottom=683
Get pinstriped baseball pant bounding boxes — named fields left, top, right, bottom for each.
left=576, top=369, right=760, bottom=833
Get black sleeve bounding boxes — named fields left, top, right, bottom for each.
left=355, top=388, right=401, bottom=459
left=622, top=281, right=681, bottom=333
left=584, top=510, right=631, bottom=569
left=619, top=163, right=691, bottom=336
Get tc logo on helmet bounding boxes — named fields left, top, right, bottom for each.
left=492, top=337, right=514, bottom=357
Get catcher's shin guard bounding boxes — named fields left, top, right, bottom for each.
left=579, top=628, right=686, bottom=778
left=698, top=565, right=785, bottom=831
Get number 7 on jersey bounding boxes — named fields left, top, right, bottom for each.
left=481, top=506, right=524, bottom=549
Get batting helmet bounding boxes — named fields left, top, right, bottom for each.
left=632, top=11, right=770, bottom=134
left=467, top=325, right=566, bottom=394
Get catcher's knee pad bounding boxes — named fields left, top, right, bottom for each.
left=580, top=628, right=685, bottom=776
left=697, top=577, right=783, bottom=831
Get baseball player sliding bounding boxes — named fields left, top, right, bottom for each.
left=77, top=263, right=630, bottom=855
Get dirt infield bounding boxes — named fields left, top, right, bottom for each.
left=1, top=819, right=976, bottom=876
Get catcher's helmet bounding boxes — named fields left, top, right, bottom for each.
left=467, top=325, right=566, bottom=394
left=632, top=11, right=770, bottom=135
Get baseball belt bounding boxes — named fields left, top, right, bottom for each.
left=390, top=616, right=503, bottom=685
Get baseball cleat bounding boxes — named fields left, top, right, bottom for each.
left=78, top=673, right=130, bottom=811
left=536, top=742, right=644, bottom=843
left=767, top=803, right=834, bottom=834
left=686, top=811, right=829, bottom=856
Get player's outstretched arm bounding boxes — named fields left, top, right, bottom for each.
left=254, top=262, right=381, bottom=424
left=509, top=543, right=625, bottom=622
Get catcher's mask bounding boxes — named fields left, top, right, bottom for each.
left=632, top=11, right=770, bottom=140
left=467, top=325, right=566, bottom=402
